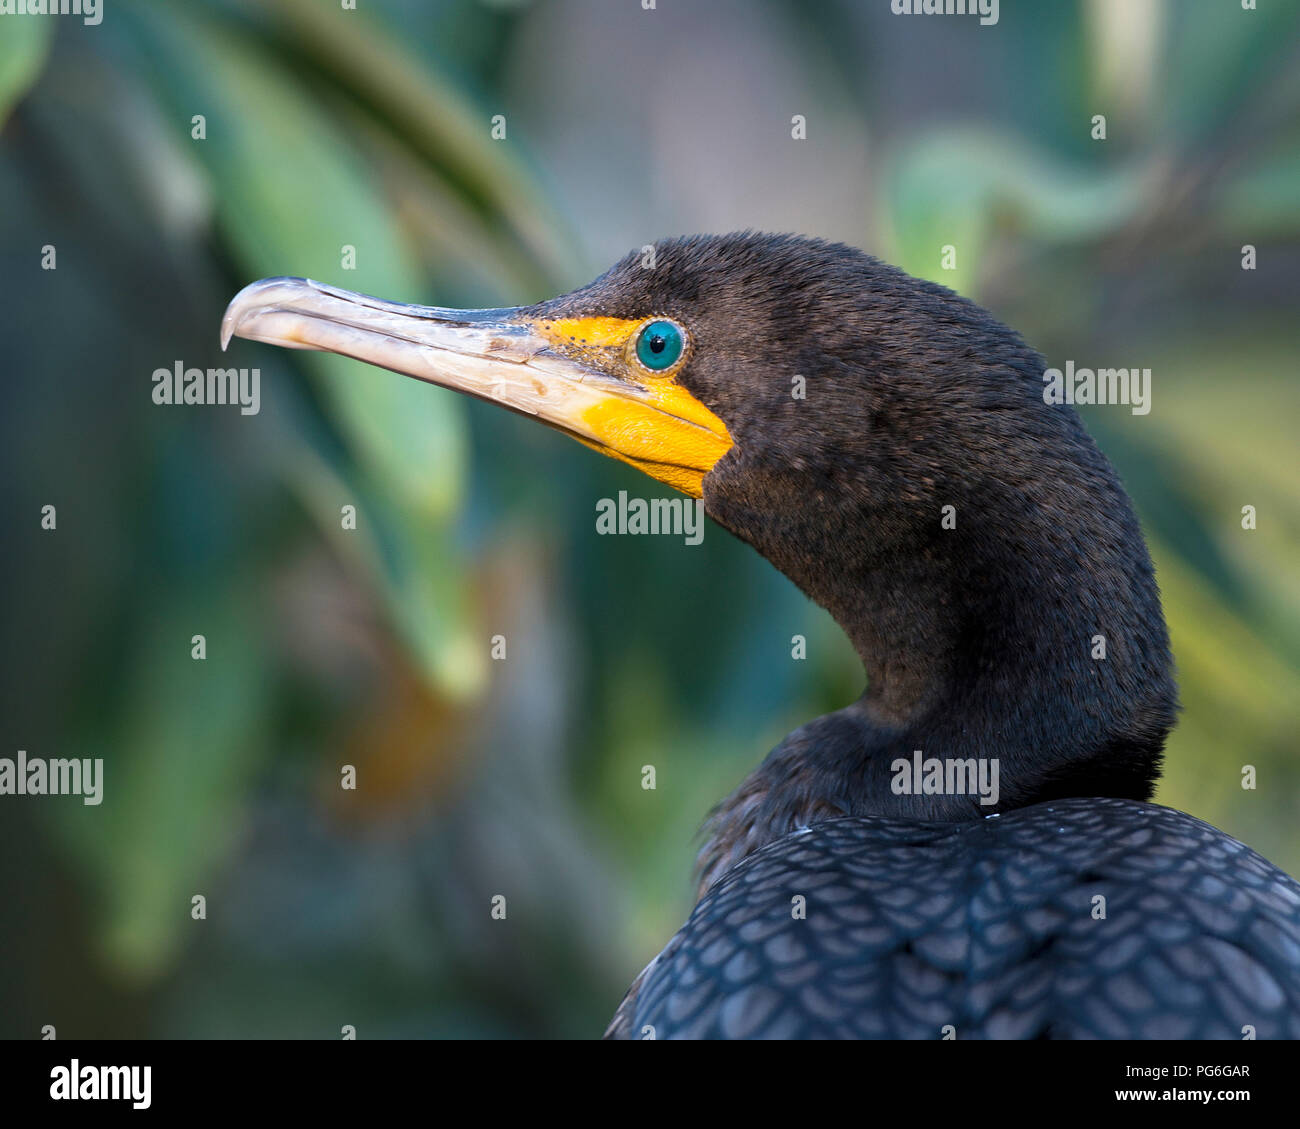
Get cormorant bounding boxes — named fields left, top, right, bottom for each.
left=222, top=233, right=1300, bottom=1039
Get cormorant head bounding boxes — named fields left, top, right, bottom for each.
left=224, top=233, right=1177, bottom=825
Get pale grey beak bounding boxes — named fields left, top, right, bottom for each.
left=221, top=276, right=619, bottom=441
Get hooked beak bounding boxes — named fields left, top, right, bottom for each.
left=221, top=278, right=731, bottom=497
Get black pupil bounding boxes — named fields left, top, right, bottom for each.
left=648, top=334, right=666, bottom=354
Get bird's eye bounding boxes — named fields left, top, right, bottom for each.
left=634, top=319, right=686, bottom=372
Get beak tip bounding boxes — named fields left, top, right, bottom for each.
left=220, top=291, right=252, bottom=353
left=220, top=276, right=312, bottom=353
left=219, top=302, right=242, bottom=352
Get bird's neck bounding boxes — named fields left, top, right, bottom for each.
left=698, top=465, right=1176, bottom=897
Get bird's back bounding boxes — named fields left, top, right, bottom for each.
left=608, top=798, right=1300, bottom=1039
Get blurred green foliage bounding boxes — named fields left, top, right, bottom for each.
left=1, top=0, right=1296, bottom=1037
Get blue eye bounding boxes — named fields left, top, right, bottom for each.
left=635, top=319, right=685, bottom=371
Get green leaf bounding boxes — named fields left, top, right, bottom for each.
left=56, top=586, right=271, bottom=981
left=0, top=14, right=53, bottom=129
left=265, top=0, right=579, bottom=289
left=885, top=129, right=1149, bottom=292
left=108, top=2, right=485, bottom=697
left=285, top=442, right=486, bottom=701
left=112, top=2, right=464, bottom=519
left=1162, top=1, right=1300, bottom=140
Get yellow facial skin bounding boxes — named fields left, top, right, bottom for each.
left=532, top=316, right=733, bottom=497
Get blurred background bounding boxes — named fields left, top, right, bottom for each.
left=1, top=0, right=1297, bottom=1038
